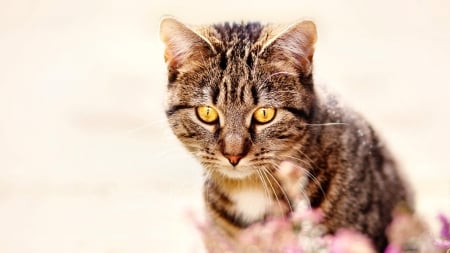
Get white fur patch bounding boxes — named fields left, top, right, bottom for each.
left=217, top=167, right=253, bottom=179
left=231, top=189, right=272, bottom=223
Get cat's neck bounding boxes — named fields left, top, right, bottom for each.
left=206, top=170, right=289, bottom=224
left=207, top=171, right=262, bottom=191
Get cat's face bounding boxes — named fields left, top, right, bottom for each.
left=160, top=18, right=317, bottom=179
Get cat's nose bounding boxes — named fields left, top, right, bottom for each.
left=224, top=154, right=243, bottom=166
left=219, top=132, right=251, bottom=166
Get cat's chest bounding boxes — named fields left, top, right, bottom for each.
left=230, top=189, right=273, bottom=224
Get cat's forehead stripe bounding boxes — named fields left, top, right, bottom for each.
left=212, top=22, right=264, bottom=48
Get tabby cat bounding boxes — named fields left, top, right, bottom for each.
left=159, top=17, right=412, bottom=252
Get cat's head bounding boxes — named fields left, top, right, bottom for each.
left=160, top=18, right=317, bottom=179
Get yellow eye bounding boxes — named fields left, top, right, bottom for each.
left=253, top=107, right=276, bottom=124
left=196, top=105, right=219, bottom=124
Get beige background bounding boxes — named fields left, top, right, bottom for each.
left=1, top=0, right=449, bottom=252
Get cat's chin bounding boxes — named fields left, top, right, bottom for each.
left=217, top=167, right=254, bottom=179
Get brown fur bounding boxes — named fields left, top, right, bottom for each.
left=160, top=18, right=412, bottom=252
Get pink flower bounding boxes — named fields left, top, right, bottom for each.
left=435, top=213, right=450, bottom=249
left=438, top=213, right=450, bottom=240
left=329, top=229, right=376, bottom=253
left=383, top=244, right=402, bottom=253
left=291, top=208, right=324, bottom=224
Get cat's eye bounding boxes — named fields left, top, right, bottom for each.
left=253, top=107, right=276, bottom=124
left=196, top=105, right=219, bottom=124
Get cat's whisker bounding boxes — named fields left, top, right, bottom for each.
left=156, top=143, right=204, bottom=160
left=303, top=122, right=348, bottom=127
left=272, top=90, right=303, bottom=95
left=269, top=160, right=313, bottom=210
left=260, top=167, right=284, bottom=213
left=278, top=153, right=329, bottom=203
left=291, top=146, right=320, bottom=170
left=268, top=71, right=298, bottom=79
left=274, top=152, right=313, bottom=170
left=279, top=153, right=320, bottom=183
left=297, top=186, right=312, bottom=210
left=156, top=148, right=190, bottom=159
left=256, top=169, right=272, bottom=205
left=125, top=119, right=168, bottom=135
left=263, top=143, right=330, bottom=201
left=262, top=165, right=294, bottom=212
left=257, top=71, right=298, bottom=92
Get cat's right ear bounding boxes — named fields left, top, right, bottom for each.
left=160, top=17, right=216, bottom=71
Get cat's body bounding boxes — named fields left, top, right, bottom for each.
left=160, top=18, right=412, bottom=251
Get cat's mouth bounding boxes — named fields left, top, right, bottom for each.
left=216, top=160, right=255, bottom=179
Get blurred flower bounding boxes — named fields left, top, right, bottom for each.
left=438, top=213, right=450, bottom=240
left=188, top=161, right=448, bottom=253
left=329, top=229, right=375, bottom=253
left=435, top=213, right=450, bottom=249
left=384, top=244, right=402, bottom=253
left=385, top=204, right=441, bottom=253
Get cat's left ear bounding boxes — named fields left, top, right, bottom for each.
left=260, top=20, right=317, bottom=74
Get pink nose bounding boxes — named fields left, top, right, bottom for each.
left=225, top=154, right=243, bottom=166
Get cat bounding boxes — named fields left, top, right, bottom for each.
left=159, top=17, right=413, bottom=252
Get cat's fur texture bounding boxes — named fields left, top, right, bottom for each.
left=160, top=18, right=412, bottom=251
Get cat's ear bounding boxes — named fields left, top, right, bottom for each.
left=160, top=17, right=216, bottom=70
left=260, top=20, right=317, bottom=73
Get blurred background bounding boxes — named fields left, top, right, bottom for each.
left=0, top=0, right=449, bottom=252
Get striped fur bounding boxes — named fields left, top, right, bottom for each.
left=160, top=18, right=412, bottom=252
